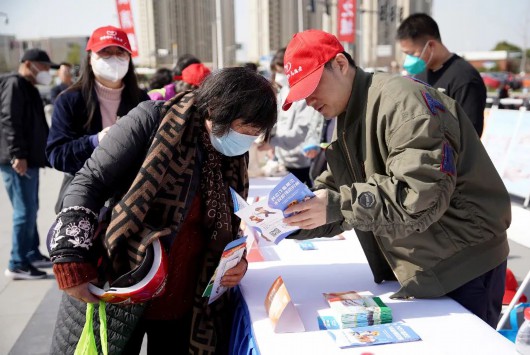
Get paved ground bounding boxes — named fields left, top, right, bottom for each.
left=0, top=169, right=529, bottom=354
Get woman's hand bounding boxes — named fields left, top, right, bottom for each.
left=64, top=281, right=99, bottom=304
left=220, top=256, right=249, bottom=288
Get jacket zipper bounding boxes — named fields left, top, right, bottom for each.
left=341, top=132, right=398, bottom=285
left=341, top=132, right=358, bottom=182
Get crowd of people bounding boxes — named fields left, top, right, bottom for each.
left=0, top=12, right=514, bottom=354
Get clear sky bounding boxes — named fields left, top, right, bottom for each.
left=432, top=0, right=530, bottom=53
left=0, top=0, right=121, bottom=38
left=1, top=0, right=529, bottom=54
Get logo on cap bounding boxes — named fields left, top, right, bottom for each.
left=285, top=62, right=303, bottom=80
left=86, top=25, right=132, bottom=53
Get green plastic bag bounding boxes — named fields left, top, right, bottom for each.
left=74, top=301, right=108, bottom=355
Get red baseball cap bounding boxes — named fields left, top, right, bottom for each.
left=86, top=25, right=132, bottom=54
left=282, top=30, right=344, bottom=111
left=182, top=63, right=211, bottom=87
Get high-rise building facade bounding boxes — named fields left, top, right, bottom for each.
left=137, top=0, right=236, bottom=68
left=244, top=0, right=431, bottom=71
left=246, top=0, right=336, bottom=63
left=359, top=0, right=432, bottom=70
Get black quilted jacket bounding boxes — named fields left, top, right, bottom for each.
left=51, top=294, right=145, bottom=354
left=49, top=102, right=163, bottom=355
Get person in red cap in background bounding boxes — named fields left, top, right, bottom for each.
left=179, top=62, right=211, bottom=89
left=149, top=62, right=211, bottom=100
left=148, top=53, right=202, bottom=100
left=257, top=47, right=324, bottom=187
left=46, top=25, right=149, bottom=213
left=281, top=29, right=511, bottom=328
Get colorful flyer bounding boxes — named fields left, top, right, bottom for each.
left=230, top=173, right=314, bottom=244
left=202, top=236, right=246, bottom=304
left=328, top=321, right=421, bottom=348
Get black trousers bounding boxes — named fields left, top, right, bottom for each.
left=446, top=260, right=507, bottom=328
left=122, top=312, right=192, bottom=355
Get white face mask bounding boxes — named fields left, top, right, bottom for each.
left=209, top=129, right=258, bottom=157
left=91, top=54, right=130, bottom=83
left=274, top=73, right=288, bottom=88
left=31, top=64, right=52, bottom=86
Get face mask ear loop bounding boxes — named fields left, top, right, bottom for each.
left=29, top=63, right=39, bottom=79
left=418, top=41, right=431, bottom=64
left=424, top=41, right=434, bottom=67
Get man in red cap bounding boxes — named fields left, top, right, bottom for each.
left=282, top=29, right=511, bottom=328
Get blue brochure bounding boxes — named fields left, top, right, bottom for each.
left=230, top=173, right=314, bottom=244
left=327, top=321, right=421, bottom=348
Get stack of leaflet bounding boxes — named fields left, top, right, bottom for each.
left=318, top=291, right=392, bottom=329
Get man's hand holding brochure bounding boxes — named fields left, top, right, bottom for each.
left=230, top=173, right=314, bottom=244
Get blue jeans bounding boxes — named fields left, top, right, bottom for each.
left=0, top=164, right=41, bottom=269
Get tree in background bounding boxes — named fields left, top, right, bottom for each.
left=492, top=41, right=529, bottom=73
left=66, top=43, right=81, bottom=66
left=493, top=41, right=521, bottom=52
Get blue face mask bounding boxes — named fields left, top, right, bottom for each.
left=403, top=41, right=431, bottom=75
left=209, top=129, right=258, bottom=157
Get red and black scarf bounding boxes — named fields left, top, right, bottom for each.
left=103, top=91, right=249, bottom=272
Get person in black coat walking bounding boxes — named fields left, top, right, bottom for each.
left=0, top=48, right=56, bottom=279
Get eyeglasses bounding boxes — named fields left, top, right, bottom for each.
left=96, top=47, right=130, bottom=61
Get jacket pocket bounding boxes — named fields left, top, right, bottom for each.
left=379, top=221, right=459, bottom=269
left=439, top=192, right=486, bottom=248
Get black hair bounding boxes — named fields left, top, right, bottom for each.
left=195, top=67, right=277, bottom=141
left=243, top=62, right=258, bottom=72
left=323, top=51, right=356, bottom=70
left=149, top=68, right=173, bottom=90
left=65, top=52, right=144, bottom=129
left=172, top=54, right=201, bottom=76
left=396, top=13, right=441, bottom=42
left=59, top=62, right=72, bottom=68
left=175, top=80, right=196, bottom=93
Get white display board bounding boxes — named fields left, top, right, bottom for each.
left=482, top=108, right=530, bottom=205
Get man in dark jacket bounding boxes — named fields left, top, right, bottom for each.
left=0, top=48, right=55, bottom=279
left=281, top=30, right=510, bottom=329
left=397, top=13, right=487, bottom=136
left=50, top=62, right=73, bottom=104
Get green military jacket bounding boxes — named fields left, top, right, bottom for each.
left=292, top=67, right=511, bottom=299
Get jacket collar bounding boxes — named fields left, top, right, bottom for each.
left=339, top=66, right=372, bottom=132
